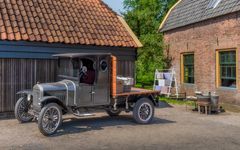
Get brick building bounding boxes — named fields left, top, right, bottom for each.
left=159, top=0, right=240, bottom=105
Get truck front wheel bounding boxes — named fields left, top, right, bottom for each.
left=133, top=98, right=154, bottom=124
left=15, top=97, right=33, bottom=123
left=38, top=103, right=62, bottom=136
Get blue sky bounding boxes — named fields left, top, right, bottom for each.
left=103, top=0, right=124, bottom=14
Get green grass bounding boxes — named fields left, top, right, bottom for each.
left=135, top=84, right=153, bottom=90
left=159, top=97, right=195, bottom=106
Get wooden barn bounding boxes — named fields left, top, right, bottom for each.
left=0, top=0, right=142, bottom=116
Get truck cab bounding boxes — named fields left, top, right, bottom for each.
left=56, top=53, right=111, bottom=107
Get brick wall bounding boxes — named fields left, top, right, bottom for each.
left=163, top=12, right=240, bottom=105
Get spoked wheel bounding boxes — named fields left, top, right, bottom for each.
left=15, top=97, right=33, bottom=123
left=133, top=98, right=154, bottom=124
left=106, top=108, right=121, bottom=117
left=38, top=103, right=62, bottom=136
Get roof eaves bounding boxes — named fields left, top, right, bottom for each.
left=158, top=0, right=183, bottom=33
left=118, top=16, right=143, bottom=48
left=160, top=9, right=240, bottom=33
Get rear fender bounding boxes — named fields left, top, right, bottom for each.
left=148, top=94, right=159, bottom=106
left=136, top=95, right=158, bottom=106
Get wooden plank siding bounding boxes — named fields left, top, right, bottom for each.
left=0, top=59, right=57, bottom=112
left=117, top=60, right=135, bottom=78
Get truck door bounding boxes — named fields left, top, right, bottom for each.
left=77, top=58, right=96, bottom=106
left=77, top=85, right=93, bottom=106
left=93, top=56, right=110, bottom=105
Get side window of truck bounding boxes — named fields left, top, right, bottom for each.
left=71, top=58, right=79, bottom=77
left=79, top=58, right=96, bottom=85
left=100, top=60, right=108, bottom=72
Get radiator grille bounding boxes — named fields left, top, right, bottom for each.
left=33, top=88, right=41, bottom=107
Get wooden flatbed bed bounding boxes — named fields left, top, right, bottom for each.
left=113, top=87, right=161, bottom=98
left=111, top=87, right=160, bottom=110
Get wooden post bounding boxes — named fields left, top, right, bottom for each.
left=205, top=106, right=208, bottom=115
left=198, top=105, right=201, bottom=114
left=111, top=56, right=117, bottom=97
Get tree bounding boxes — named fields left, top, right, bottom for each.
left=122, top=0, right=177, bottom=86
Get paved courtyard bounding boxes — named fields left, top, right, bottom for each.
left=0, top=104, right=239, bottom=150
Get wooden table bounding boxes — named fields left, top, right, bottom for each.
left=197, top=101, right=211, bottom=115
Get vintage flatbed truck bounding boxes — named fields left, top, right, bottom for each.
left=14, top=53, right=160, bottom=136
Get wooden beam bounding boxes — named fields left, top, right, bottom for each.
left=111, top=56, right=117, bottom=97
left=180, top=54, right=184, bottom=83
left=237, top=49, right=239, bottom=89
left=216, top=50, right=220, bottom=88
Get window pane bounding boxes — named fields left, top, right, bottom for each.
left=232, top=67, right=236, bottom=78
left=221, top=79, right=236, bottom=88
left=59, top=58, right=70, bottom=76
left=183, top=54, right=194, bottom=84
left=221, top=66, right=226, bottom=77
left=72, top=58, right=79, bottom=77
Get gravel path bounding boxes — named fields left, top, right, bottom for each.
left=0, top=104, right=239, bottom=150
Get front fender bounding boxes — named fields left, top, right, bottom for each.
left=39, top=96, right=67, bottom=111
left=39, top=96, right=61, bottom=103
left=17, top=90, right=33, bottom=96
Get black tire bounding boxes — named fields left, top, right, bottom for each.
left=15, top=97, right=33, bottom=123
left=106, top=108, right=121, bottom=117
left=38, top=103, right=62, bottom=136
left=133, top=98, right=154, bottom=124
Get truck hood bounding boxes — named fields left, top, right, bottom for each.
left=35, top=82, right=67, bottom=92
left=33, top=80, right=76, bottom=106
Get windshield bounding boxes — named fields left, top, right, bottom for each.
left=58, top=58, right=79, bottom=78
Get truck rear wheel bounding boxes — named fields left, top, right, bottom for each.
left=38, top=103, right=62, bottom=136
left=106, top=108, right=121, bottom=117
left=133, top=98, right=154, bottom=124
left=15, top=97, right=33, bottom=123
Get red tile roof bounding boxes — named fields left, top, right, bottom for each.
left=0, top=0, right=141, bottom=48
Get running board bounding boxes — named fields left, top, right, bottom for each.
left=73, top=113, right=95, bottom=117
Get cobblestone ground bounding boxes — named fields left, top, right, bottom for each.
left=0, top=104, right=239, bottom=150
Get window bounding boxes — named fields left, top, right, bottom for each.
left=79, top=58, right=96, bottom=85
left=58, top=58, right=79, bottom=77
left=100, top=60, right=108, bottom=72
left=218, top=51, right=236, bottom=88
left=72, top=58, right=80, bottom=77
left=59, top=58, right=71, bottom=76
left=182, top=54, right=194, bottom=84
left=207, top=0, right=222, bottom=9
